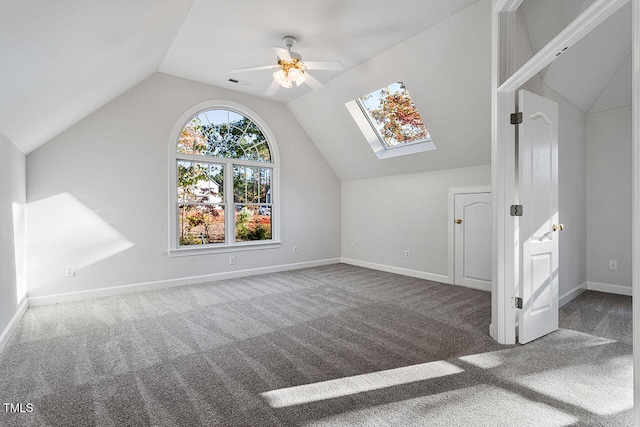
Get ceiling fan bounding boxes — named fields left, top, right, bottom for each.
left=233, top=35, right=344, bottom=96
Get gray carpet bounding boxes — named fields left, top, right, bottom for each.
left=0, top=264, right=632, bottom=426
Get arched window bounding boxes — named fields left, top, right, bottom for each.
left=169, top=102, right=279, bottom=256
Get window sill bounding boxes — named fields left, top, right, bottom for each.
left=168, top=241, right=282, bottom=258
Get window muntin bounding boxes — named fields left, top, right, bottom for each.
left=174, top=108, right=275, bottom=249
left=356, top=81, right=431, bottom=149
left=178, top=109, right=271, bottom=162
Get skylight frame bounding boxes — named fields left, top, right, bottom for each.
left=354, top=98, right=431, bottom=150
left=346, top=81, right=436, bottom=159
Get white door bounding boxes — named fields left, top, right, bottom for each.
left=454, top=192, right=492, bottom=291
left=518, top=89, right=560, bottom=344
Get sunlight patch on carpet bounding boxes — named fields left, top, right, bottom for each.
left=305, top=384, right=578, bottom=427
left=515, top=355, right=633, bottom=416
left=459, top=352, right=504, bottom=369
left=261, top=360, right=464, bottom=408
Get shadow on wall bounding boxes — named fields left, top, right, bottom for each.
left=26, top=193, right=134, bottom=294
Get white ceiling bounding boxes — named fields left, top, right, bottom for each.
left=288, top=0, right=493, bottom=181
left=520, top=0, right=632, bottom=113
left=1, top=0, right=631, bottom=164
left=159, top=0, right=479, bottom=103
left=0, top=0, right=478, bottom=154
left=0, top=0, right=195, bottom=154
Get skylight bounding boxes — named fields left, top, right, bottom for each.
left=346, top=81, right=435, bottom=159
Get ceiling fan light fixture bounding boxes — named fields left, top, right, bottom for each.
left=234, top=35, right=341, bottom=94
left=273, top=69, right=292, bottom=88
left=288, top=67, right=306, bottom=85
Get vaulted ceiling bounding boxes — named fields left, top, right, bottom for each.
left=520, top=0, right=631, bottom=114
left=0, top=0, right=195, bottom=154
left=0, top=0, right=478, bottom=154
left=0, top=0, right=632, bottom=169
left=159, top=0, right=480, bottom=104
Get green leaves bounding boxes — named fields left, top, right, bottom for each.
left=177, top=161, right=223, bottom=203
left=177, top=112, right=271, bottom=162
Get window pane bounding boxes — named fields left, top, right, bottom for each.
left=233, top=166, right=271, bottom=204
left=177, top=109, right=271, bottom=162
left=357, top=81, right=431, bottom=148
left=177, top=161, right=223, bottom=203
left=179, top=205, right=225, bottom=245
left=235, top=205, right=272, bottom=242
left=177, top=119, right=208, bottom=155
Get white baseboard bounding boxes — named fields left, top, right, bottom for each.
left=586, top=281, right=633, bottom=296
left=559, top=282, right=587, bottom=307
left=28, top=258, right=341, bottom=307
left=0, top=297, right=28, bottom=354
left=340, top=257, right=458, bottom=285
left=340, top=258, right=493, bottom=292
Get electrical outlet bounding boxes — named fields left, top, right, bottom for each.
left=609, top=260, right=617, bottom=270
left=293, top=246, right=298, bottom=254
left=342, top=242, right=347, bottom=249
left=350, top=243, right=355, bottom=250
left=405, top=250, right=410, bottom=258
left=229, top=256, right=236, bottom=265
left=64, top=267, right=75, bottom=277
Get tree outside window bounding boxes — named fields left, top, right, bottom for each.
left=175, top=109, right=274, bottom=247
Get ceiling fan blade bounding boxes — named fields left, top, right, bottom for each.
left=303, top=71, right=324, bottom=90
left=233, top=64, right=278, bottom=73
left=303, top=61, right=344, bottom=71
left=264, top=80, right=280, bottom=96
left=272, top=47, right=291, bottom=61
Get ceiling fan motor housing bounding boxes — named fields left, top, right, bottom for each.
left=282, top=35, right=297, bottom=48
left=281, top=36, right=302, bottom=60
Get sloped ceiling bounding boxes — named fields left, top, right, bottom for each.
left=0, top=0, right=195, bottom=154
left=0, top=0, right=479, bottom=155
left=288, top=0, right=492, bottom=181
left=521, top=0, right=631, bottom=113
left=4, top=0, right=628, bottom=179
left=159, top=0, right=479, bottom=104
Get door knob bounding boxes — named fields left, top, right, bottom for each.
left=552, top=224, right=564, bottom=232
left=455, top=219, right=462, bottom=224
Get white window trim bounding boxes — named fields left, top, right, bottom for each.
left=345, top=100, right=436, bottom=159
left=167, top=100, right=281, bottom=257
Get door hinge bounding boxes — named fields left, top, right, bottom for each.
left=510, top=112, right=522, bottom=125
left=512, top=297, right=523, bottom=309
left=510, top=204, right=523, bottom=216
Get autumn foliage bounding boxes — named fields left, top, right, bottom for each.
left=366, top=82, right=430, bottom=146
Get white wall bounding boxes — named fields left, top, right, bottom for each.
left=0, top=133, right=26, bottom=345
left=586, top=106, right=632, bottom=291
left=341, top=165, right=490, bottom=281
left=26, top=73, right=341, bottom=300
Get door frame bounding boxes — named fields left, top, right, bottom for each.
left=448, top=186, right=491, bottom=286
left=491, top=0, right=639, bottom=419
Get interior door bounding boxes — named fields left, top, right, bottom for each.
left=454, top=192, right=492, bottom=290
left=518, top=89, right=559, bottom=344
